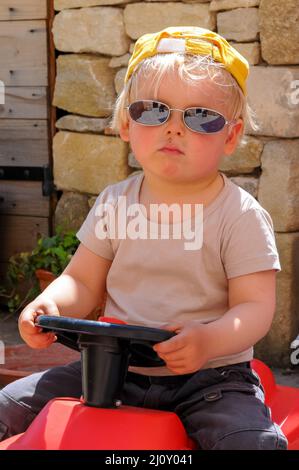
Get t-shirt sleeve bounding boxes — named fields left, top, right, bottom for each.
left=76, top=190, right=114, bottom=261
left=222, top=207, right=281, bottom=279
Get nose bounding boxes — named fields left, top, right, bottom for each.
left=164, top=109, right=185, bottom=136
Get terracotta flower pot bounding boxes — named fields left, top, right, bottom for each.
left=35, top=269, right=56, bottom=291
left=0, top=343, right=80, bottom=387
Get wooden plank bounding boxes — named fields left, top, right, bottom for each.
left=0, top=215, right=49, bottom=261
left=0, top=119, right=49, bottom=166
left=0, top=21, right=47, bottom=87
left=0, top=87, right=47, bottom=119
left=0, top=119, right=48, bottom=141
left=0, top=1, right=47, bottom=21
left=0, top=181, right=49, bottom=217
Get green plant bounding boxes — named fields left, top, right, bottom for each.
left=1, top=227, right=80, bottom=315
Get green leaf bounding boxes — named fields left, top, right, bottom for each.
left=2, top=227, right=79, bottom=314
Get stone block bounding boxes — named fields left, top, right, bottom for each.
left=258, top=140, right=299, bottom=232
left=56, top=115, right=110, bottom=133
left=54, top=0, right=134, bottom=10
left=246, top=66, right=299, bottom=138
left=53, top=54, right=116, bottom=117
left=232, top=42, right=260, bottom=65
left=124, top=2, right=216, bottom=39
left=220, top=135, right=263, bottom=174
left=54, top=191, right=90, bottom=232
left=217, top=8, right=259, bottom=42
left=53, top=7, right=129, bottom=56
left=53, top=131, right=130, bottom=194
left=210, top=0, right=260, bottom=10
left=109, top=54, right=131, bottom=69
left=259, top=0, right=299, bottom=65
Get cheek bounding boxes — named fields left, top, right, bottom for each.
left=187, top=134, right=227, bottom=173
left=129, top=131, right=145, bottom=157
left=190, top=133, right=226, bottom=155
left=129, top=125, right=157, bottom=156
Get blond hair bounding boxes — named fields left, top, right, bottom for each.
left=110, top=53, right=258, bottom=139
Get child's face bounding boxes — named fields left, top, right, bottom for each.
left=120, top=71, right=243, bottom=185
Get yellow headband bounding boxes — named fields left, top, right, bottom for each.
left=125, top=26, right=249, bottom=95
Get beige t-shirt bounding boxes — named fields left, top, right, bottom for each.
left=76, top=172, right=280, bottom=374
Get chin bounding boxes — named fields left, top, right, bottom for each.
left=159, top=171, right=192, bottom=184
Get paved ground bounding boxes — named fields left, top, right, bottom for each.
left=1, top=311, right=299, bottom=388
left=0, top=314, right=22, bottom=346
left=272, top=367, right=299, bottom=387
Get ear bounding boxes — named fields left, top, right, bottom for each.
left=223, top=118, right=244, bottom=156
left=119, top=120, right=130, bottom=143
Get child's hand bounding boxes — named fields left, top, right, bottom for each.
left=18, top=298, right=59, bottom=349
left=153, top=320, right=211, bottom=374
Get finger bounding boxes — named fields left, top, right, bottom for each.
left=21, top=307, right=44, bottom=330
left=28, top=331, right=55, bottom=343
left=154, top=335, right=185, bottom=354
left=38, top=300, right=60, bottom=317
left=157, top=351, right=186, bottom=362
left=44, top=333, right=57, bottom=344
left=163, top=322, right=184, bottom=333
left=35, top=332, right=57, bottom=347
left=21, top=301, right=60, bottom=331
left=31, top=340, right=55, bottom=350
left=20, top=312, right=41, bottom=334
left=28, top=335, right=55, bottom=349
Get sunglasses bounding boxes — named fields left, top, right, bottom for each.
left=126, top=100, right=235, bottom=134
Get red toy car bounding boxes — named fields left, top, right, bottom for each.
left=0, top=316, right=299, bottom=450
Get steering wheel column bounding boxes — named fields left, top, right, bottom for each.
left=80, top=334, right=130, bottom=408
left=36, top=315, right=174, bottom=408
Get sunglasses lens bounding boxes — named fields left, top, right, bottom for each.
left=184, top=108, right=226, bottom=133
left=128, top=101, right=169, bottom=125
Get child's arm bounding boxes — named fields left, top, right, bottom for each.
left=154, top=270, right=276, bottom=374
left=204, top=269, right=276, bottom=357
left=18, top=244, right=112, bottom=349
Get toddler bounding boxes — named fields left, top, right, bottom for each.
left=0, top=26, right=287, bottom=450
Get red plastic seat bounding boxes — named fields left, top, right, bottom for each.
left=1, top=360, right=299, bottom=450
left=251, top=359, right=299, bottom=450
left=0, top=398, right=195, bottom=450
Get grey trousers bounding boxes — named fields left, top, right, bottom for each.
left=0, top=360, right=288, bottom=450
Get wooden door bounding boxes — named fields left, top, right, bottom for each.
left=0, top=0, right=56, bottom=282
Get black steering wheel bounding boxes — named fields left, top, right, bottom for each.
left=36, top=315, right=175, bottom=408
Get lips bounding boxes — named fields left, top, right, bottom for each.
left=159, top=146, right=184, bottom=155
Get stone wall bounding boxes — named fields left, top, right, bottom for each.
left=52, top=0, right=299, bottom=367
